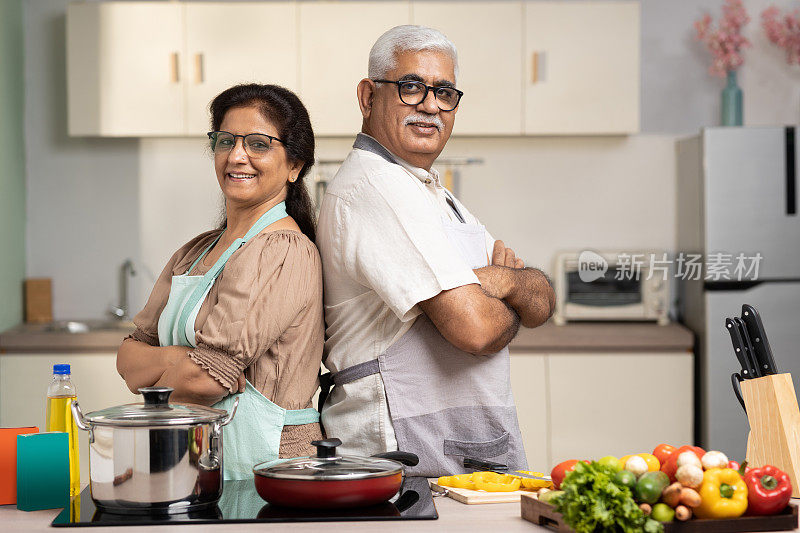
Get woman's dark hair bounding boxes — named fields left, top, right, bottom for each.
left=210, top=83, right=316, bottom=241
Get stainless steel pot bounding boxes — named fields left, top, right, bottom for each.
left=71, top=387, right=238, bottom=514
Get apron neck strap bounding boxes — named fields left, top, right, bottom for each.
left=242, top=201, right=288, bottom=241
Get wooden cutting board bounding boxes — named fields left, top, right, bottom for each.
left=521, top=493, right=800, bottom=532
left=429, top=481, right=539, bottom=504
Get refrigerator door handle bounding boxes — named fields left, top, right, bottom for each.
left=787, top=126, right=796, bottom=216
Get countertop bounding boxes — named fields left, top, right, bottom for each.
left=509, top=322, right=694, bottom=352
left=3, top=494, right=799, bottom=532
left=0, top=321, right=134, bottom=353
left=0, top=495, right=535, bottom=532
left=0, top=321, right=694, bottom=354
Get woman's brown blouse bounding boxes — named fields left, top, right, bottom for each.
left=130, top=228, right=324, bottom=457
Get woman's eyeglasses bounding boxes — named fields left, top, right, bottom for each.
left=207, top=131, right=286, bottom=159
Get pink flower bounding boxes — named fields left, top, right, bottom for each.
left=694, top=0, right=751, bottom=77
left=762, top=5, right=800, bottom=65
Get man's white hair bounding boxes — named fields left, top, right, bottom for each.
left=368, top=25, right=459, bottom=81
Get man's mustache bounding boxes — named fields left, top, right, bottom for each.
left=403, top=114, right=444, bottom=131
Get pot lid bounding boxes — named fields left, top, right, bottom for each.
left=84, top=387, right=229, bottom=427
left=253, top=439, right=404, bottom=481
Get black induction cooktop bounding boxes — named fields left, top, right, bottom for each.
left=52, top=476, right=437, bottom=526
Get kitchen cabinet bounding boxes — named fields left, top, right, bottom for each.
left=548, top=352, right=693, bottom=463
left=523, top=1, right=640, bottom=135
left=67, top=1, right=640, bottom=137
left=67, top=2, right=185, bottom=136
left=184, top=3, right=298, bottom=135
left=411, top=1, right=523, bottom=135
left=67, top=2, right=298, bottom=136
left=509, top=353, right=549, bottom=471
left=298, top=1, right=411, bottom=136
left=510, top=351, right=693, bottom=470
left=0, top=353, right=138, bottom=489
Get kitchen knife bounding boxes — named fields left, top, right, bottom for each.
left=462, top=457, right=552, bottom=481
left=733, top=317, right=761, bottom=378
left=725, top=317, right=752, bottom=379
left=741, top=304, right=779, bottom=375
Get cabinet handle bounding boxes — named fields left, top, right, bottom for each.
left=170, top=52, right=180, bottom=83
left=531, top=51, right=546, bottom=84
left=195, top=53, right=204, bottom=84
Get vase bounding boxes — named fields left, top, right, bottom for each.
left=721, top=70, right=743, bottom=126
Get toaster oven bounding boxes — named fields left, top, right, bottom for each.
left=552, top=250, right=670, bottom=326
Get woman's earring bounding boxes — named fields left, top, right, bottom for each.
left=289, top=175, right=297, bottom=183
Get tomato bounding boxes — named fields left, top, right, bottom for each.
left=551, top=460, right=579, bottom=490
left=652, top=444, right=676, bottom=466
left=637, top=453, right=661, bottom=472
left=727, top=461, right=751, bottom=474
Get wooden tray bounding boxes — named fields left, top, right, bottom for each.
left=521, top=493, right=799, bottom=532
left=429, top=481, right=538, bottom=504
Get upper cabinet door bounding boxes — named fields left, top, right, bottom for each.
left=184, top=3, right=298, bottom=135
left=67, top=2, right=185, bottom=136
left=299, top=1, right=411, bottom=136
left=412, top=2, right=523, bottom=135
left=524, top=1, right=640, bottom=135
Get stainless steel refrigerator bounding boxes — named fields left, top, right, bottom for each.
left=677, top=126, right=800, bottom=461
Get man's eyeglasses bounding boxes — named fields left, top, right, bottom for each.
left=207, top=131, right=285, bottom=159
left=372, top=79, right=463, bottom=111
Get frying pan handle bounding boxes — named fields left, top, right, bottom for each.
left=372, top=450, right=419, bottom=466
left=392, top=490, right=420, bottom=512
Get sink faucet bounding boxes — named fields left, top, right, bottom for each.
left=109, top=259, right=137, bottom=321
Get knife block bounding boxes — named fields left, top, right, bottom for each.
left=741, top=373, right=800, bottom=497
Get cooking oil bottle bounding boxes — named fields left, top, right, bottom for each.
left=46, top=363, right=80, bottom=497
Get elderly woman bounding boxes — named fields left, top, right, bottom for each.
left=116, top=84, right=323, bottom=479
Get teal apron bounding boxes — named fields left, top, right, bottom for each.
left=156, top=202, right=320, bottom=480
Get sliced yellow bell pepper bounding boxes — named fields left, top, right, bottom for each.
left=694, top=468, right=749, bottom=519
left=515, top=471, right=554, bottom=489
left=472, top=471, right=521, bottom=492
left=438, top=471, right=523, bottom=492
left=437, top=474, right=477, bottom=490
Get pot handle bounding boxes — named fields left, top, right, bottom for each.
left=372, top=450, right=419, bottom=467
left=220, top=396, right=240, bottom=426
left=71, top=400, right=90, bottom=431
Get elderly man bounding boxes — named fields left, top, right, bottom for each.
left=316, top=25, right=555, bottom=476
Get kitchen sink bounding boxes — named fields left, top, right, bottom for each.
left=43, top=319, right=135, bottom=333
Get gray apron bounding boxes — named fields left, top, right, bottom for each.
left=321, top=134, right=528, bottom=477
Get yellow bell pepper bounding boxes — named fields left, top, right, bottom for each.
left=515, top=471, right=554, bottom=489
left=636, top=453, right=661, bottom=472
left=472, top=471, right=521, bottom=492
left=437, top=474, right=477, bottom=490
left=694, top=468, right=749, bottom=519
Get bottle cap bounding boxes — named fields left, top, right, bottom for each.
left=53, top=363, right=71, bottom=375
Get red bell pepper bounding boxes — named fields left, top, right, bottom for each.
left=661, top=445, right=705, bottom=483
left=743, top=464, right=792, bottom=516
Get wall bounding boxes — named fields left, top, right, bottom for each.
left=21, top=0, right=800, bottom=322
left=24, top=0, right=141, bottom=321
left=0, top=0, right=26, bottom=331
left=641, top=0, right=800, bottom=133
